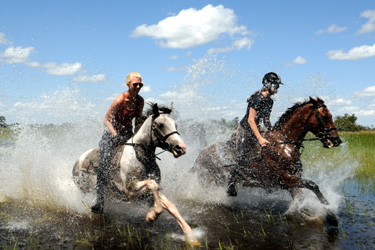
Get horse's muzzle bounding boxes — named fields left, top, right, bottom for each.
left=171, top=142, right=186, bottom=158
left=322, top=135, right=342, bottom=148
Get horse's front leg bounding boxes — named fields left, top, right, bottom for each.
left=158, top=194, right=201, bottom=246
left=126, top=179, right=164, bottom=223
left=298, top=178, right=329, bottom=205
left=298, top=178, right=339, bottom=227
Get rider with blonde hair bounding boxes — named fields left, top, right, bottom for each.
left=91, top=72, right=145, bottom=214
left=227, top=72, right=283, bottom=196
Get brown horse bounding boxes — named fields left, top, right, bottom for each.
left=192, top=97, right=342, bottom=225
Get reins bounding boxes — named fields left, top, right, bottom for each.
left=123, top=112, right=180, bottom=162
left=265, top=103, right=336, bottom=155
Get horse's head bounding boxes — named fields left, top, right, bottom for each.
left=308, top=97, right=342, bottom=148
left=150, top=103, right=186, bottom=158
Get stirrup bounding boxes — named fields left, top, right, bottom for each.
left=227, top=183, right=237, bottom=197
left=90, top=202, right=104, bottom=214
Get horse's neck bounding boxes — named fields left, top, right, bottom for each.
left=279, top=106, right=311, bottom=146
left=131, top=117, right=154, bottom=148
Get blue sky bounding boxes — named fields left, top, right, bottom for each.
left=1, top=1, right=375, bottom=126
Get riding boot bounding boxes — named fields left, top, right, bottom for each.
left=227, top=168, right=238, bottom=196
left=90, top=167, right=106, bottom=214
left=227, top=156, right=249, bottom=196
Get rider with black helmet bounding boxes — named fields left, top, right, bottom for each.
left=227, top=72, right=283, bottom=196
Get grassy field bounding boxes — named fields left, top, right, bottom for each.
left=299, top=131, right=375, bottom=195
left=339, top=131, right=375, bottom=179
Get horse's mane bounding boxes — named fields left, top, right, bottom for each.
left=134, top=102, right=172, bottom=133
left=274, top=97, right=323, bottom=129
left=145, top=102, right=172, bottom=116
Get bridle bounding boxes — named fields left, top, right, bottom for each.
left=124, top=113, right=181, bottom=162
left=278, top=103, right=337, bottom=150
left=151, top=117, right=180, bottom=153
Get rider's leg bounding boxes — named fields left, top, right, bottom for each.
left=227, top=126, right=254, bottom=196
left=91, top=131, right=114, bottom=214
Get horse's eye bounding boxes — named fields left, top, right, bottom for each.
left=158, top=123, right=164, bottom=129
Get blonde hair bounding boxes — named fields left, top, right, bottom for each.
left=126, top=72, right=142, bottom=84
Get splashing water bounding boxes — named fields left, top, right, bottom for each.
left=0, top=52, right=365, bottom=249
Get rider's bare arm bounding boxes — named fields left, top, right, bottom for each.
left=104, top=93, right=123, bottom=137
left=248, top=107, right=269, bottom=146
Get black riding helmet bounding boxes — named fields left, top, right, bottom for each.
left=262, top=72, right=283, bottom=91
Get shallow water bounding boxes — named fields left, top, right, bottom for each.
left=1, top=123, right=375, bottom=249
left=1, top=182, right=374, bottom=249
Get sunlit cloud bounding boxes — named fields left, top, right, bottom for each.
left=209, top=37, right=254, bottom=53
left=326, top=43, right=375, bottom=60
left=0, top=46, right=35, bottom=64
left=0, top=32, right=12, bottom=45
left=315, top=24, right=348, bottom=34
left=356, top=9, right=375, bottom=35
left=141, top=85, right=152, bottom=93
left=131, top=4, right=250, bottom=49
left=293, top=56, right=307, bottom=65
left=163, top=65, right=186, bottom=72
left=353, top=85, right=375, bottom=98
left=169, top=55, right=178, bottom=60
left=72, top=74, right=107, bottom=83
left=282, top=56, right=307, bottom=67
left=43, top=62, right=83, bottom=75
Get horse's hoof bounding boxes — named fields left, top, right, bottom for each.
left=325, top=211, right=338, bottom=228
left=145, top=210, right=157, bottom=224
left=185, top=232, right=201, bottom=246
left=187, top=239, right=201, bottom=246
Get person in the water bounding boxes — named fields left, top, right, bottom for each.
left=227, top=72, right=283, bottom=196
left=91, top=72, right=144, bottom=214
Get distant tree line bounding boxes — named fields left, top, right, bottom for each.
left=334, top=113, right=374, bottom=131
left=0, top=116, right=6, bottom=128
left=1, top=113, right=374, bottom=132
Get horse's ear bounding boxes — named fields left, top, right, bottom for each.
left=168, top=102, right=174, bottom=111
left=309, top=97, right=318, bottom=107
left=152, top=103, right=160, bottom=118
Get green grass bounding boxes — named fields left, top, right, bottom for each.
left=0, top=127, right=19, bottom=142
left=300, top=131, right=375, bottom=179
left=339, top=131, right=375, bottom=179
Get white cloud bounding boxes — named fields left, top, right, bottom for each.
left=141, top=85, right=152, bottom=93
left=25, top=61, right=41, bottom=67
left=293, top=56, right=307, bottom=65
left=208, top=37, right=254, bottom=53
left=356, top=9, right=375, bottom=35
left=356, top=109, right=375, bottom=116
left=0, top=46, right=35, bottom=63
left=0, top=32, right=12, bottom=45
left=131, top=4, right=249, bottom=49
left=326, top=43, right=375, bottom=60
left=315, top=24, right=348, bottom=34
left=320, top=96, right=353, bottom=106
left=169, top=55, right=178, bottom=60
left=43, top=62, right=83, bottom=75
left=353, top=85, right=375, bottom=98
left=163, top=65, right=186, bottom=72
left=282, top=56, right=307, bottom=67
left=72, top=74, right=107, bottom=83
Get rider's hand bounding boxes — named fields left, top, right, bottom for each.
left=258, top=137, right=269, bottom=147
